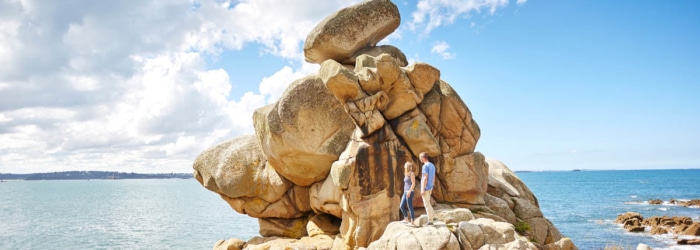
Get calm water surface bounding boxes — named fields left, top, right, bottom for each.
left=0, top=179, right=258, bottom=249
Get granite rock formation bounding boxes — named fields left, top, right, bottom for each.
left=194, top=0, right=575, bottom=249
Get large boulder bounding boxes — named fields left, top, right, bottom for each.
left=483, top=158, right=565, bottom=245
left=304, top=0, right=400, bottom=64
left=432, top=152, right=489, bottom=204
left=457, top=218, right=538, bottom=250
left=254, top=75, right=355, bottom=186
left=334, top=127, right=408, bottom=247
left=194, top=135, right=308, bottom=218
left=367, top=222, right=461, bottom=250
left=418, top=80, right=481, bottom=158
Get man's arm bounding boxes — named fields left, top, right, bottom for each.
left=421, top=173, right=427, bottom=195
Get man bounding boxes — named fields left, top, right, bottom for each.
left=419, top=152, right=436, bottom=226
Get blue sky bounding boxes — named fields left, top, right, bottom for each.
left=0, top=0, right=698, bottom=173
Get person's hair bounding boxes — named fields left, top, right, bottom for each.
left=404, top=162, right=415, bottom=176
left=419, top=152, right=428, bottom=160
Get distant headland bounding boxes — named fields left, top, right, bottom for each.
left=0, top=171, right=192, bottom=181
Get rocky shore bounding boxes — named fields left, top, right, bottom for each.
left=647, top=199, right=700, bottom=207
left=615, top=212, right=700, bottom=246
left=193, top=0, right=576, bottom=249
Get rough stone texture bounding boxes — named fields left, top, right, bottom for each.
left=404, top=62, right=440, bottom=101
left=685, top=222, right=700, bottom=236
left=486, top=158, right=537, bottom=206
left=194, top=135, right=307, bottom=218
left=418, top=80, right=481, bottom=158
left=650, top=226, right=668, bottom=234
left=258, top=217, right=308, bottom=238
left=544, top=238, right=578, bottom=250
left=367, top=221, right=461, bottom=250
left=213, top=238, right=245, bottom=250
left=194, top=135, right=290, bottom=203
left=483, top=158, right=564, bottom=246
left=484, top=193, right=517, bottom=225
left=434, top=208, right=475, bottom=224
left=391, top=109, right=440, bottom=157
left=369, top=54, right=423, bottom=120
left=616, top=212, right=644, bottom=224
left=306, top=214, right=341, bottom=237
left=335, top=126, right=407, bottom=248
left=304, top=0, right=400, bottom=64
left=525, top=217, right=565, bottom=245
left=432, top=152, right=488, bottom=204
left=244, top=235, right=336, bottom=250
left=309, top=175, right=343, bottom=218
left=457, top=218, right=538, bottom=250
left=341, top=45, right=408, bottom=67
left=253, top=75, right=355, bottom=186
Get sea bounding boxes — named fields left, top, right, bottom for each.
left=0, top=169, right=698, bottom=250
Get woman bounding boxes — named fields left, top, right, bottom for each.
left=400, top=162, right=416, bottom=226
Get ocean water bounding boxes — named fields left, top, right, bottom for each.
left=518, top=169, right=700, bottom=250
left=1, top=170, right=698, bottom=249
left=0, top=179, right=258, bottom=249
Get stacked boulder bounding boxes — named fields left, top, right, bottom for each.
left=194, top=0, right=575, bottom=249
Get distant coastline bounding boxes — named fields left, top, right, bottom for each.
left=514, top=168, right=700, bottom=173
left=0, top=171, right=192, bottom=181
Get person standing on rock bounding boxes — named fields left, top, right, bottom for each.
left=420, top=152, right=436, bottom=225
left=400, top=162, right=416, bottom=226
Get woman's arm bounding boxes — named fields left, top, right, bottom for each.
left=409, top=172, right=416, bottom=192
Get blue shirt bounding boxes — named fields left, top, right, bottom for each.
left=422, top=162, right=436, bottom=190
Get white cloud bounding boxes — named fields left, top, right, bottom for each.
left=0, top=0, right=361, bottom=173
left=517, top=0, right=527, bottom=5
left=409, top=0, right=513, bottom=34
left=431, top=41, right=456, bottom=59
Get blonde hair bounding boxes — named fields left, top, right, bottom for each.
left=404, top=162, right=415, bottom=176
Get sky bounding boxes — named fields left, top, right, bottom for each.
left=1, top=0, right=698, bottom=174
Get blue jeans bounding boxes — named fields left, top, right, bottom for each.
left=400, top=190, right=415, bottom=221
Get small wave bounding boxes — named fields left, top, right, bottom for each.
left=631, top=195, right=638, bottom=198
left=587, top=219, right=610, bottom=225
left=650, top=234, right=700, bottom=250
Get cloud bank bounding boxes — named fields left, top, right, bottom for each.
left=0, top=0, right=517, bottom=173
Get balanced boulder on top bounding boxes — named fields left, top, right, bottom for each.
left=304, top=0, right=400, bottom=64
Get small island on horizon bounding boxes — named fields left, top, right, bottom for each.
left=0, top=171, right=192, bottom=181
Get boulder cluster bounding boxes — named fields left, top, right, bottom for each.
left=648, top=199, right=700, bottom=207
left=193, top=0, right=575, bottom=249
left=615, top=212, right=700, bottom=245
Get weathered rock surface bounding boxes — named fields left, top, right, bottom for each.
left=253, top=75, right=355, bottom=187
left=341, top=45, right=408, bottom=67
left=194, top=1, right=574, bottom=249
left=304, top=0, right=400, bottom=64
